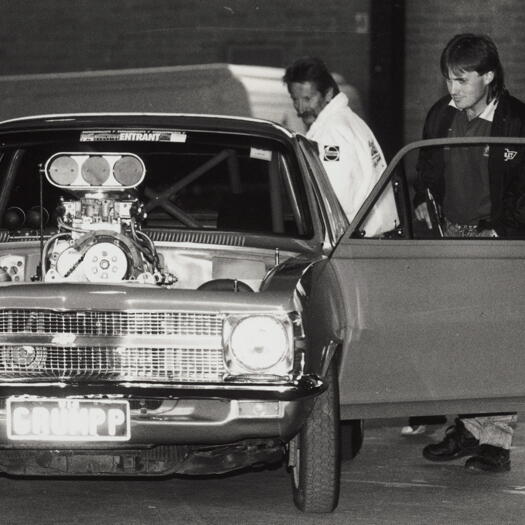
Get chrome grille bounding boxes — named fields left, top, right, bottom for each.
left=0, top=346, right=225, bottom=382
left=0, top=310, right=222, bottom=336
left=0, top=310, right=225, bottom=382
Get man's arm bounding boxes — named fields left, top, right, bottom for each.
left=412, top=101, right=450, bottom=230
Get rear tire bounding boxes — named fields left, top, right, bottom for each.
left=289, top=360, right=340, bottom=513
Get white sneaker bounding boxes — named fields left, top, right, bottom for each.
left=401, top=425, right=427, bottom=436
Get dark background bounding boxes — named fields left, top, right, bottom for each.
left=0, top=0, right=524, bottom=158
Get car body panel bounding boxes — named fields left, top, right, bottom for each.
left=332, top=238, right=525, bottom=417
left=333, top=136, right=525, bottom=418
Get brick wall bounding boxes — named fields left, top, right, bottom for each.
left=2, top=1, right=525, bottom=148
left=405, top=0, right=525, bottom=142
left=0, top=0, right=372, bottom=110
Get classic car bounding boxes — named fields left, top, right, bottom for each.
left=0, top=113, right=524, bottom=514
left=0, top=113, right=353, bottom=514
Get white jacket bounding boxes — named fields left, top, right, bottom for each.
left=307, top=92, right=398, bottom=236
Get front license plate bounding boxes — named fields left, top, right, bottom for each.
left=7, top=397, right=130, bottom=442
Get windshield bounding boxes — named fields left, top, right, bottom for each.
left=0, top=129, right=314, bottom=239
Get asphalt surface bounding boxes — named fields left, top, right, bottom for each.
left=1, top=416, right=523, bottom=524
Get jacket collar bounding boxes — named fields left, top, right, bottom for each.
left=307, top=92, right=349, bottom=136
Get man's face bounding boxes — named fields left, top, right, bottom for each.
left=288, top=81, right=333, bottom=128
left=445, top=68, right=494, bottom=115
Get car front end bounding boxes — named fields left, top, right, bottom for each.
left=0, top=282, right=324, bottom=475
left=0, top=114, right=333, bottom=479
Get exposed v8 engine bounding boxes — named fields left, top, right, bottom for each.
left=42, top=152, right=176, bottom=285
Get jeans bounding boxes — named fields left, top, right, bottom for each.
left=462, top=414, right=518, bottom=450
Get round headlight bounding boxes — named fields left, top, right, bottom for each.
left=229, top=316, right=289, bottom=371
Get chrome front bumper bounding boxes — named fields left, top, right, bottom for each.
left=0, top=375, right=323, bottom=446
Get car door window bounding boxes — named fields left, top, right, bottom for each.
left=353, top=139, right=525, bottom=240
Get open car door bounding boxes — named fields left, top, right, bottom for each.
left=330, top=137, right=525, bottom=419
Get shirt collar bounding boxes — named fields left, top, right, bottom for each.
left=448, top=97, right=498, bottom=122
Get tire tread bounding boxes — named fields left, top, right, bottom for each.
left=292, top=361, right=340, bottom=513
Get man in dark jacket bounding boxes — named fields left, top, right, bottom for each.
left=414, top=34, right=525, bottom=239
left=414, top=33, right=521, bottom=472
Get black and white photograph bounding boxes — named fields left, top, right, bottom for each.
left=0, top=1, right=523, bottom=523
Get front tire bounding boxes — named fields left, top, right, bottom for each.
left=289, top=360, right=340, bottom=513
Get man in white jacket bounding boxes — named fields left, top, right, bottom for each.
left=283, top=57, right=397, bottom=236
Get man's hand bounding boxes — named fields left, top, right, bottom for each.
left=415, top=202, right=432, bottom=229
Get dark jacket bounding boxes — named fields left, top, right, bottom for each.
left=413, top=90, right=525, bottom=237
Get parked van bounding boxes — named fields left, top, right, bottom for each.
left=0, top=63, right=363, bottom=132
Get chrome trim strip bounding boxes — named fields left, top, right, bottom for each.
left=0, top=334, right=222, bottom=349
left=0, top=375, right=324, bottom=401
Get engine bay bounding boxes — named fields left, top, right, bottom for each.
left=0, top=236, right=274, bottom=292
left=0, top=151, right=280, bottom=290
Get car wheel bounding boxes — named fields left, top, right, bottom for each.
left=289, top=360, right=340, bottom=513
left=340, top=419, right=364, bottom=460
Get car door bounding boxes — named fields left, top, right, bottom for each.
left=330, top=138, right=525, bottom=418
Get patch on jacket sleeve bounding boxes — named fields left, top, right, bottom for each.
left=368, top=140, right=382, bottom=167
left=323, top=145, right=340, bottom=161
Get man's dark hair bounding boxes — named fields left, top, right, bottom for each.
left=283, top=57, right=340, bottom=97
left=440, top=33, right=505, bottom=101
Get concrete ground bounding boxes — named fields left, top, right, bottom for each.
left=0, top=416, right=523, bottom=525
